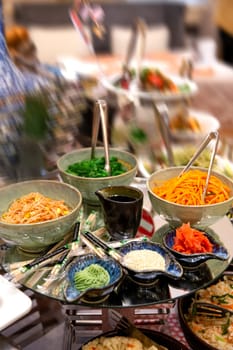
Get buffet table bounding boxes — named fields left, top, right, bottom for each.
left=1, top=175, right=233, bottom=349
left=1, top=50, right=233, bottom=349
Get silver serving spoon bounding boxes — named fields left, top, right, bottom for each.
left=91, top=99, right=111, bottom=175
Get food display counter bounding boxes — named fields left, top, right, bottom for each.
left=0, top=178, right=233, bottom=349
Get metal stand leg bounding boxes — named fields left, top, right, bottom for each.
left=62, top=311, right=76, bottom=350
left=61, top=302, right=175, bottom=349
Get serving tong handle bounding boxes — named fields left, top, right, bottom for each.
left=192, top=301, right=233, bottom=318
left=122, top=19, right=138, bottom=80
left=153, top=102, right=174, bottom=167
left=91, top=99, right=111, bottom=174
left=121, top=18, right=146, bottom=82
left=178, top=131, right=219, bottom=201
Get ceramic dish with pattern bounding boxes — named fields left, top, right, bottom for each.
left=163, top=228, right=229, bottom=267
left=64, top=253, right=123, bottom=303
left=118, top=240, right=183, bottom=284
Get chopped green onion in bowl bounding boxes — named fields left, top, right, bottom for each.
left=66, top=156, right=128, bottom=178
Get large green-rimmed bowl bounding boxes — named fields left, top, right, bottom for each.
left=147, top=166, right=233, bottom=227
left=57, top=147, right=138, bottom=205
left=0, top=180, right=82, bottom=253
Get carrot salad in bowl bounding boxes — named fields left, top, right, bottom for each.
left=152, top=169, right=231, bottom=206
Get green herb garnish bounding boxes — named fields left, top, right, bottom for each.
left=66, top=156, right=128, bottom=178
left=221, top=316, right=230, bottom=335
left=211, top=293, right=233, bottom=304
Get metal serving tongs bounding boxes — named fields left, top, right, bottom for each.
left=179, top=131, right=220, bottom=202
left=152, top=102, right=174, bottom=167
left=121, top=19, right=139, bottom=83
left=120, top=17, right=147, bottom=86
left=191, top=301, right=233, bottom=318
left=91, top=99, right=111, bottom=175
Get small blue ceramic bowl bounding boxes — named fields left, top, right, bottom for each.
left=119, top=241, right=183, bottom=284
left=64, top=254, right=123, bottom=303
left=163, top=229, right=229, bottom=267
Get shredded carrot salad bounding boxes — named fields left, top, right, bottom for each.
left=152, top=169, right=231, bottom=205
left=172, top=223, right=213, bottom=254
left=0, top=192, right=70, bottom=224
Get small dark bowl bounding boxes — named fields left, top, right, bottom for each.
left=163, top=229, right=229, bottom=267
left=119, top=240, right=183, bottom=284
left=64, top=254, right=123, bottom=303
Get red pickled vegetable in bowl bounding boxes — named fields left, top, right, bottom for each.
left=172, top=223, right=213, bottom=254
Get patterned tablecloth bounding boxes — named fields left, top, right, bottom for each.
left=164, top=306, right=191, bottom=349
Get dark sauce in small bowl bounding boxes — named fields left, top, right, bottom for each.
left=109, top=195, right=136, bottom=203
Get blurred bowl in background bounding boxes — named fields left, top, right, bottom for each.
left=137, top=143, right=233, bottom=179
left=168, top=108, right=220, bottom=143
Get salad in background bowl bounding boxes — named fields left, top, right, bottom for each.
left=138, top=144, right=233, bottom=179
left=168, top=108, right=220, bottom=143
left=101, top=65, right=198, bottom=102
